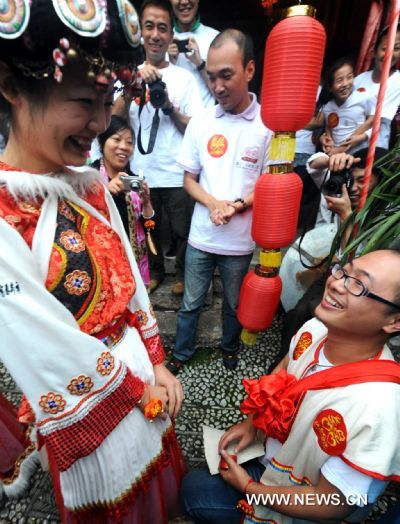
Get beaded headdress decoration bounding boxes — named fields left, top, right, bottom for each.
left=0, top=0, right=141, bottom=87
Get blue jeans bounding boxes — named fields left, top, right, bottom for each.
left=181, top=462, right=318, bottom=524
left=173, top=245, right=253, bottom=361
left=181, top=460, right=265, bottom=524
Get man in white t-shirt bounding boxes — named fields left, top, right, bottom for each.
left=114, top=0, right=202, bottom=295
left=167, top=29, right=272, bottom=375
left=168, top=0, right=219, bottom=108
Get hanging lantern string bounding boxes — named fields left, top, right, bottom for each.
left=357, top=0, right=400, bottom=216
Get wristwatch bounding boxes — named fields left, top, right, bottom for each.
left=161, top=104, right=174, bottom=116
left=234, top=198, right=247, bottom=213
left=197, top=60, right=206, bottom=72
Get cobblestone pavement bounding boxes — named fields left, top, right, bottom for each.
left=1, top=269, right=399, bottom=523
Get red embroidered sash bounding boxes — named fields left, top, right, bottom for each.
left=241, top=360, right=400, bottom=443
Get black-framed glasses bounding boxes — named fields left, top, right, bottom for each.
left=330, top=264, right=400, bottom=311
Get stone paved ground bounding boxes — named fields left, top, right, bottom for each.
left=1, top=260, right=399, bottom=523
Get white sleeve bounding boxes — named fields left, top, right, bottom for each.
left=306, top=152, right=330, bottom=189
left=0, top=198, right=150, bottom=484
left=261, top=129, right=273, bottom=172
left=177, top=117, right=201, bottom=174
left=179, top=73, right=203, bottom=118
left=0, top=217, right=143, bottom=424
left=321, top=456, right=387, bottom=507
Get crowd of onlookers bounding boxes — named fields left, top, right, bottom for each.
left=79, top=0, right=400, bottom=375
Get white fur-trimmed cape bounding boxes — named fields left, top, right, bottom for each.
left=0, top=166, right=101, bottom=202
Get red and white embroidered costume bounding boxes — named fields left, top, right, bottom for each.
left=0, top=161, right=185, bottom=523
left=244, top=318, right=400, bottom=524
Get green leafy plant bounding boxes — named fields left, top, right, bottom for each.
left=331, top=141, right=400, bottom=262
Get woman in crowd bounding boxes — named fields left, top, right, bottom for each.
left=0, top=1, right=184, bottom=522
left=354, top=24, right=400, bottom=149
left=94, top=115, right=154, bottom=285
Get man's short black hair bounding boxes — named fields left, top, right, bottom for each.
left=351, top=147, right=388, bottom=181
left=209, top=29, right=254, bottom=67
left=139, top=0, right=173, bottom=29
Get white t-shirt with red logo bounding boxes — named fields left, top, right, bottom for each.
left=354, top=69, right=400, bottom=120
left=177, top=94, right=272, bottom=255
left=354, top=70, right=400, bottom=148
left=322, top=89, right=375, bottom=153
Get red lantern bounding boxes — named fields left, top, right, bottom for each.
left=252, top=168, right=303, bottom=249
left=261, top=5, right=326, bottom=132
left=238, top=267, right=282, bottom=335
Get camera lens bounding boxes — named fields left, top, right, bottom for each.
left=148, top=80, right=167, bottom=109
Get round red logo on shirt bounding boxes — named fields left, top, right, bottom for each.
left=293, top=332, right=313, bottom=360
left=327, top=112, right=339, bottom=129
left=207, top=135, right=228, bottom=158
left=313, top=409, right=347, bottom=456
left=357, top=87, right=366, bottom=92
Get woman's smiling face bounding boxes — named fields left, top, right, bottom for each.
left=103, top=127, right=134, bottom=172
left=5, top=63, right=115, bottom=173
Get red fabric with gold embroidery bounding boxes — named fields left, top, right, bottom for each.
left=0, top=162, right=181, bottom=522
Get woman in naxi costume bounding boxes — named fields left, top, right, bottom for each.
left=0, top=0, right=185, bottom=522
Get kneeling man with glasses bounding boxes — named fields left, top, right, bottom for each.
left=181, top=249, right=400, bottom=524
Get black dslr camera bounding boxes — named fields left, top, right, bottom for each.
left=147, top=80, right=167, bottom=109
left=322, top=168, right=354, bottom=197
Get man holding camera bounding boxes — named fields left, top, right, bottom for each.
left=168, top=0, right=219, bottom=109
left=307, top=148, right=387, bottom=237
left=115, top=0, right=202, bottom=295
left=275, top=147, right=388, bottom=368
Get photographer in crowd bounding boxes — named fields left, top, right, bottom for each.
left=275, top=147, right=388, bottom=368
left=114, top=0, right=202, bottom=296
left=92, top=116, right=154, bottom=286
left=168, top=0, right=219, bottom=108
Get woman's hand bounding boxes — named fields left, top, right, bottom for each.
left=219, top=417, right=257, bottom=454
left=320, top=133, right=334, bottom=151
left=108, top=173, right=125, bottom=195
left=153, top=363, right=184, bottom=419
left=219, top=450, right=252, bottom=492
left=140, top=385, right=169, bottom=420
left=341, top=133, right=367, bottom=152
left=140, top=180, right=151, bottom=206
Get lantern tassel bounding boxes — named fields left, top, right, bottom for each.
left=241, top=328, right=258, bottom=346
left=270, top=132, right=296, bottom=162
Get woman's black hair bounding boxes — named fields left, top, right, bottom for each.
left=374, top=24, right=400, bottom=52
left=0, top=0, right=143, bottom=115
left=97, top=115, right=133, bottom=152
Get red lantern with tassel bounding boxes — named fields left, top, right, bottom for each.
left=252, top=165, right=303, bottom=249
left=238, top=266, right=282, bottom=345
left=261, top=5, right=326, bottom=134
left=238, top=5, right=326, bottom=345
